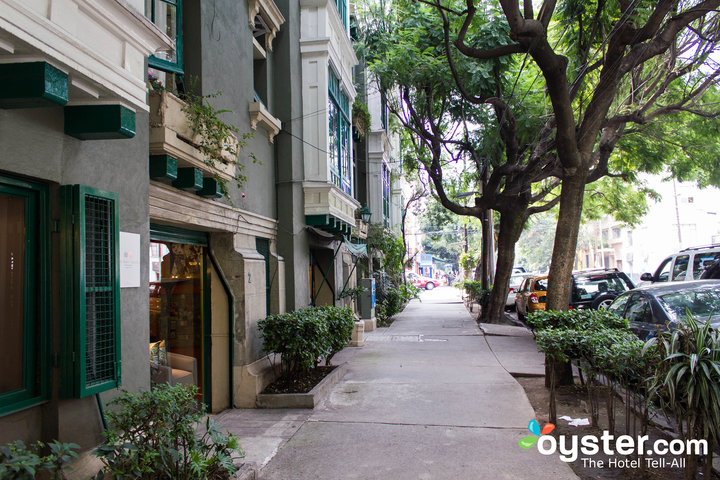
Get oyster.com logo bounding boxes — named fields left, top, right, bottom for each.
left=519, top=419, right=555, bottom=450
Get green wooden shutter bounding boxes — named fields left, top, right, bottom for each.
left=60, top=185, right=121, bottom=398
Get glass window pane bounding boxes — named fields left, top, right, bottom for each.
left=149, top=0, right=178, bottom=64
left=672, top=255, right=689, bottom=281
left=149, top=241, right=204, bottom=402
left=0, top=194, right=26, bottom=394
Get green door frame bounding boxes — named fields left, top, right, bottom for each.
left=149, top=224, right=211, bottom=408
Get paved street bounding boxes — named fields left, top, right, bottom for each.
left=223, top=287, right=577, bottom=480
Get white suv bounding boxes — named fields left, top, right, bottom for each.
left=640, top=245, right=720, bottom=283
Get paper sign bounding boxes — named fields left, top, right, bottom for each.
left=119, top=231, right=141, bottom=288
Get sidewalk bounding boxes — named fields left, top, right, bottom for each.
left=216, top=287, right=577, bottom=480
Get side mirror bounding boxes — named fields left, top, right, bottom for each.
left=640, top=273, right=653, bottom=282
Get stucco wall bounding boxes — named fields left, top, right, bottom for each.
left=183, top=0, right=277, bottom=219
left=0, top=106, right=150, bottom=449
left=275, top=0, right=313, bottom=310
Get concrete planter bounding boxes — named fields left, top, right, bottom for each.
left=256, top=363, right=348, bottom=409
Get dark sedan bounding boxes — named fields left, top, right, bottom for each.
left=606, top=280, right=720, bottom=340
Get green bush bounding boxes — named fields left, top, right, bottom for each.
left=648, top=315, right=720, bottom=449
left=316, top=305, right=355, bottom=365
left=0, top=440, right=79, bottom=479
left=375, top=282, right=419, bottom=325
left=258, top=306, right=355, bottom=373
left=94, top=384, right=241, bottom=480
left=462, top=281, right=490, bottom=307
left=526, top=308, right=628, bottom=332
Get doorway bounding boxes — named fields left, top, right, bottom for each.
left=148, top=226, right=210, bottom=405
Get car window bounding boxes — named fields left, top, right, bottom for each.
left=534, top=278, right=548, bottom=291
left=607, top=293, right=630, bottom=317
left=572, top=274, right=631, bottom=302
left=655, top=258, right=672, bottom=282
left=624, top=294, right=651, bottom=324
left=659, top=285, right=720, bottom=321
left=672, top=255, right=690, bottom=281
left=693, top=251, right=720, bottom=279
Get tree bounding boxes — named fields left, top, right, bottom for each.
left=359, top=0, right=720, bottom=321
left=359, top=0, right=564, bottom=322
left=427, top=0, right=720, bottom=310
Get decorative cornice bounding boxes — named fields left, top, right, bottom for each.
left=249, top=101, right=282, bottom=143
left=248, top=0, right=285, bottom=52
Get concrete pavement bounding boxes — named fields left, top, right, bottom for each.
left=217, top=287, right=577, bottom=480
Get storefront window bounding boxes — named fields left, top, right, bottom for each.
left=149, top=240, right=204, bottom=401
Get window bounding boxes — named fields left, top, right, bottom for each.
left=382, top=164, right=390, bottom=225
left=333, top=0, right=347, bottom=29
left=692, top=251, right=720, bottom=279
left=655, top=257, right=672, bottom=282
left=672, top=255, right=689, bottom=281
left=147, top=0, right=183, bottom=74
left=624, top=294, right=651, bottom=324
left=607, top=293, right=630, bottom=318
left=0, top=176, right=49, bottom=416
left=328, top=68, right=352, bottom=195
left=380, top=91, right=388, bottom=131
left=61, top=186, right=121, bottom=398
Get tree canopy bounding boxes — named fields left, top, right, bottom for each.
left=357, top=0, right=720, bottom=318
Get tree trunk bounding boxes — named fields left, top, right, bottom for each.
left=482, top=209, right=524, bottom=323
left=546, top=170, right=588, bottom=310
left=545, top=356, right=573, bottom=388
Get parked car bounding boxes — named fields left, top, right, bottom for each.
left=506, top=273, right=535, bottom=310
left=641, top=244, right=720, bottom=284
left=406, top=272, right=437, bottom=290
left=515, top=275, right=548, bottom=320
left=606, top=280, right=720, bottom=340
left=570, top=268, right=635, bottom=310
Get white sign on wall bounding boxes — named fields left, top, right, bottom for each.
left=119, top=231, right=141, bottom=288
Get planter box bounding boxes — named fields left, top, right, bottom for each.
left=256, top=363, right=348, bottom=409
left=149, top=90, right=238, bottom=180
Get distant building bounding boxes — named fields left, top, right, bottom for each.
left=576, top=175, right=720, bottom=282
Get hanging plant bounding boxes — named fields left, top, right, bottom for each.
left=181, top=85, right=257, bottom=200
left=352, top=100, right=371, bottom=136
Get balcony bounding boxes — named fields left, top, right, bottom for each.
left=0, top=0, right=172, bottom=112
left=304, top=182, right=360, bottom=236
left=149, top=90, right=238, bottom=181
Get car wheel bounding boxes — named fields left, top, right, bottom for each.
left=425, top=282, right=435, bottom=290
left=592, top=294, right=616, bottom=310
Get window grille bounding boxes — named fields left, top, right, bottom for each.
left=61, top=185, right=121, bottom=398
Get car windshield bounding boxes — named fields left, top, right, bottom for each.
left=658, top=284, right=720, bottom=322
left=572, top=274, right=632, bottom=301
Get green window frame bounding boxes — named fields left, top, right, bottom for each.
left=148, top=0, right=184, bottom=74
left=382, top=164, right=391, bottom=226
left=61, top=185, right=121, bottom=398
left=0, top=176, right=49, bottom=417
left=328, top=68, right=352, bottom=195
left=333, top=0, right=347, bottom=29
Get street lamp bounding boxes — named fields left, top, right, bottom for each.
left=358, top=206, right=372, bottom=223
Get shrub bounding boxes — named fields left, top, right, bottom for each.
left=94, top=384, right=241, bottom=480
left=0, top=440, right=79, bottom=479
left=316, top=305, right=355, bottom=365
left=648, top=315, right=720, bottom=475
left=258, top=306, right=355, bottom=373
left=462, top=281, right=490, bottom=308
left=258, top=309, right=329, bottom=374
left=526, top=309, right=628, bottom=332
